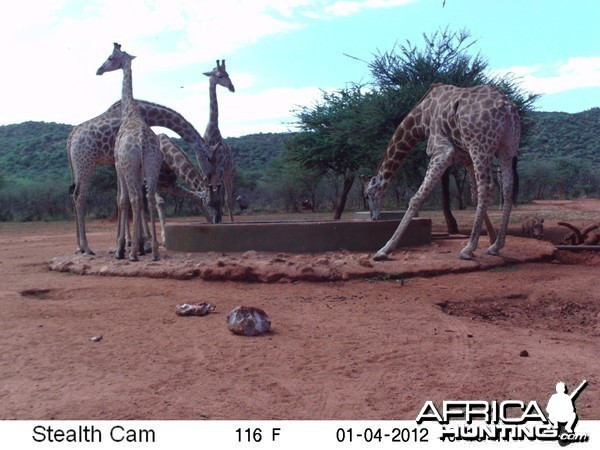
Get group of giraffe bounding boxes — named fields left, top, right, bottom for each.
left=70, top=44, right=521, bottom=262
left=68, top=43, right=236, bottom=260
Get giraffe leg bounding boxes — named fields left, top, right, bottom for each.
left=140, top=207, right=151, bottom=255
left=136, top=183, right=152, bottom=254
left=459, top=155, right=494, bottom=260
left=374, top=142, right=455, bottom=260
left=225, top=172, right=234, bottom=222
left=145, top=186, right=160, bottom=261
left=124, top=210, right=132, bottom=248
left=465, top=163, right=496, bottom=244
left=115, top=176, right=128, bottom=260
left=120, top=178, right=146, bottom=255
left=71, top=173, right=95, bottom=255
left=144, top=151, right=161, bottom=261
left=155, top=193, right=166, bottom=246
left=122, top=206, right=145, bottom=254
left=128, top=186, right=142, bottom=262
left=441, top=169, right=459, bottom=234
left=148, top=196, right=160, bottom=261
left=486, top=156, right=514, bottom=255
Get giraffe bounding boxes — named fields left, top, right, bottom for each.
left=68, top=99, right=215, bottom=255
left=363, top=83, right=520, bottom=261
left=96, top=43, right=162, bottom=261
left=203, top=59, right=236, bottom=221
left=154, top=133, right=224, bottom=243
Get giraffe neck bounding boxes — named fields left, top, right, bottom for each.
left=205, top=78, right=223, bottom=144
left=126, top=100, right=213, bottom=176
left=120, top=61, right=138, bottom=117
left=376, top=107, right=429, bottom=188
left=176, top=154, right=206, bottom=192
left=159, top=135, right=207, bottom=192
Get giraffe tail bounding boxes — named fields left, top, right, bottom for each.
left=511, top=156, right=519, bottom=206
left=142, top=182, right=149, bottom=214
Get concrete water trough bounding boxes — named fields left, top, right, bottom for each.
left=164, top=215, right=431, bottom=253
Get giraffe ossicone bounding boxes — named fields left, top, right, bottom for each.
left=364, top=83, right=520, bottom=261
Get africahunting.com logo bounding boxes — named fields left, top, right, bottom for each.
left=417, top=380, right=589, bottom=445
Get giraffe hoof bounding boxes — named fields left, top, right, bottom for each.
left=485, top=246, right=500, bottom=256
left=129, top=254, right=139, bottom=262
left=372, top=251, right=389, bottom=261
left=459, top=250, right=474, bottom=260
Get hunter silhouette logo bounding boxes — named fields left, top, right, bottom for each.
left=546, top=380, right=588, bottom=446
left=416, top=379, right=589, bottom=444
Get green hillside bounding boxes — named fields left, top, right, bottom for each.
left=0, top=121, right=73, bottom=181
left=0, top=124, right=292, bottom=182
left=520, top=108, right=600, bottom=163
left=0, top=108, right=597, bottom=220
left=228, top=132, right=293, bottom=173
left=1, top=109, right=598, bottom=183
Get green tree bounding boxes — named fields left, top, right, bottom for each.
left=289, top=85, right=387, bottom=219
left=258, top=156, right=316, bottom=212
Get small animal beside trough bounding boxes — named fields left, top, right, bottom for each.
left=521, top=216, right=544, bottom=239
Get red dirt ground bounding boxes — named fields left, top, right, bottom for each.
left=0, top=199, right=599, bottom=420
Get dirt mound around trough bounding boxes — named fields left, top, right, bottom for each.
left=48, top=237, right=556, bottom=282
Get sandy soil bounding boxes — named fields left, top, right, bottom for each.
left=0, top=199, right=599, bottom=420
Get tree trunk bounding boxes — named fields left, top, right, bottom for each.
left=333, top=176, right=355, bottom=220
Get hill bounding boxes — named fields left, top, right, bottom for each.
left=0, top=123, right=292, bottom=182
left=0, top=121, right=73, bottom=181
left=228, top=132, right=293, bottom=173
left=520, top=108, right=600, bottom=164
left=0, top=108, right=598, bottom=183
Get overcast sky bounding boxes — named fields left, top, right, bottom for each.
left=1, top=0, right=598, bottom=137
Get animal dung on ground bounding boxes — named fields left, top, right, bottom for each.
left=226, top=306, right=271, bottom=336
left=175, top=302, right=216, bottom=317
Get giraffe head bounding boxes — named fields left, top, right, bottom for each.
left=194, top=182, right=223, bottom=223
left=206, top=183, right=224, bottom=223
left=203, top=59, right=235, bottom=92
left=360, top=174, right=386, bottom=220
left=97, top=42, right=135, bottom=75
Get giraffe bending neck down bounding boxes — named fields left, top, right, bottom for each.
left=96, top=43, right=162, bottom=261
left=155, top=133, right=223, bottom=243
left=203, top=59, right=236, bottom=222
left=364, top=84, right=520, bottom=261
